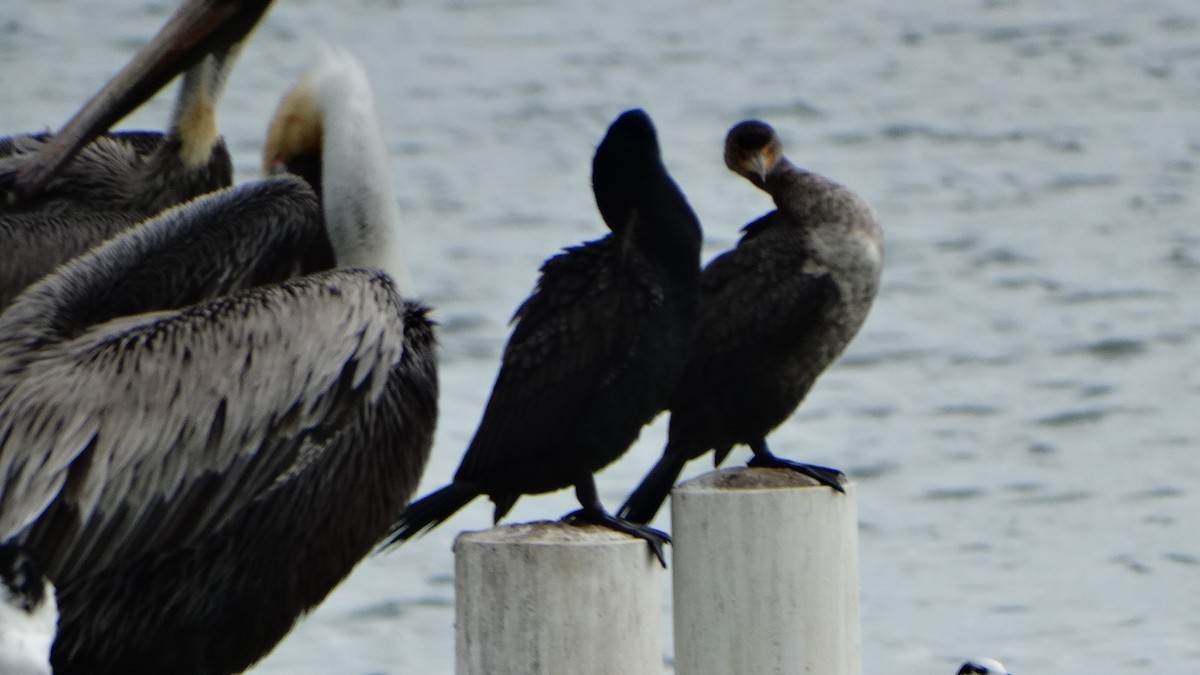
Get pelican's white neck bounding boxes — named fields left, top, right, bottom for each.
left=315, top=49, right=414, bottom=297
left=266, top=46, right=415, bottom=297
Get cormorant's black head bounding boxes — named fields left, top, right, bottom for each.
left=0, top=545, right=47, bottom=614
left=592, top=108, right=663, bottom=233
left=604, top=109, right=660, bottom=153
left=724, top=119, right=784, bottom=187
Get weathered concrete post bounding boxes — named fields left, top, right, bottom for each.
left=671, top=468, right=861, bottom=675
left=455, top=521, right=663, bottom=675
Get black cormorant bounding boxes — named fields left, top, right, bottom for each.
left=386, top=109, right=702, bottom=564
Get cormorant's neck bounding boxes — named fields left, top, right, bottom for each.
left=762, top=156, right=807, bottom=200
left=761, top=157, right=884, bottom=272
left=762, top=158, right=854, bottom=228
left=626, top=172, right=702, bottom=278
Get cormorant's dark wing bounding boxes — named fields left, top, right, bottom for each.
left=453, top=235, right=638, bottom=480
left=736, top=209, right=778, bottom=242
left=684, top=213, right=840, bottom=375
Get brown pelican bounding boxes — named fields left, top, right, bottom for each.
left=619, top=119, right=884, bottom=525
left=0, top=47, right=437, bottom=675
left=0, top=545, right=55, bottom=675
left=387, top=109, right=701, bottom=566
left=0, top=0, right=278, bottom=310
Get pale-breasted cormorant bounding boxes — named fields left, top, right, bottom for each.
left=619, top=119, right=883, bottom=525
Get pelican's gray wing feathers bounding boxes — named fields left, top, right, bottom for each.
left=0, top=269, right=411, bottom=580
left=0, top=176, right=412, bottom=579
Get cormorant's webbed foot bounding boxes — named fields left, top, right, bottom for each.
left=569, top=477, right=670, bottom=567
left=562, top=507, right=670, bottom=568
left=747, top=440, right=847, bottom=493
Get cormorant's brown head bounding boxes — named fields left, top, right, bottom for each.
left=723, top=119, right=783, bottom=187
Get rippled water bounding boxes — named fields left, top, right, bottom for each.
left=3, top=1, right=1198, bottom=673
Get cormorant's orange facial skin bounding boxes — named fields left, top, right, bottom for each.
left=723, top=120, right=783, bottom=186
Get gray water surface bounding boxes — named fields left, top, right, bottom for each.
left=2, top=1, right=1198, bottom=673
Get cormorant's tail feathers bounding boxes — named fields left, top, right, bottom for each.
left=617, top=452, right=689, bottom=525
left=381, top=482, right=478, bottom=549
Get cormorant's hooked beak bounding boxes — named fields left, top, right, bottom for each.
left=750, top=154, right=770, bottom=184
left=12, top=0, right=276, bottom=199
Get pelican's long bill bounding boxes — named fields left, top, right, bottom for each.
left=15, top=0, right=275, bottom=197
